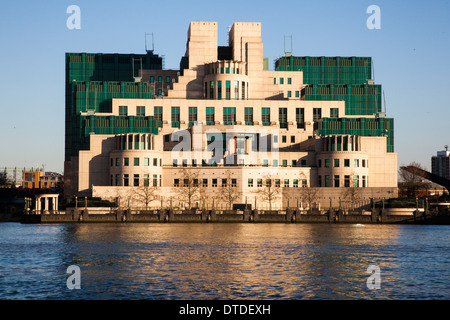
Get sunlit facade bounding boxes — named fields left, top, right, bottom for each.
left=64, top=21, right=397, bottom=210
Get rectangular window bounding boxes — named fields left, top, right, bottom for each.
left=262, top=108, right=270, bottom=126
left=221, top=179, right=227, bottom=187
left=287, top=78, right=292, bottom=84
left=275, top=179, right=281, bottom=187
left=188, top=107, right=197, bottom=127
left=344, top=159, right=350, bottom=167
left=318, top=176, right=322, bottom=187
left=173, top=159, right=178, bottom=167
left=134, top=134, right=140, bottom=150
left=273, top=78, right=277, bottom=84
left=212, top=179, right=217, bottom=187
left=137, top=106, right=145, bottom=116
left=154, top=106, right=163, bottom=128
left=313, top=108, right=322, bottom=122
left=124, top=174, right=129, bottom=187
left=134, top=174, right=140, bottom=186
left=279, top=108, right=287, bottom=128
left=354, top=159, right=359, bottom=167
left=325, top=159, right=330, bottom=167
left=318, top=159, right=322, bottom=167
left=282, top=135, right=287, bottom=143
left=291, top=136, right=295, bottom=143
left=153, top=174, right=158, bottom=187
left=292, top=160, right=297, bottom=167
left=273, top=159, right=278, bottom=167
left=223, top=107, right=236, bottom=125
left=330, top=108, right=339, bottom=118
left=115, top=174, right=120, bottom=186
left=150, top=76, right=154, bottom=83
left=295, top=91, right=299, bottom=98
left=248, top=178, right=253, bottom=187
left=263, top=160, right=269, bottom=167
left=242, top=82, right=246, bottom=100
left=124, top=158, right=129, bottom=166
left=301, top=159, right=307, bottom=167
left=280, top=78, right=284, bottom=84
left=116, top=158, right=120, bottom=166
left=245, top=107, right=253, bottom=125
left=296, top=108, right=305, bottom=129
left=344, top=175, right=350, bottom=187
left=257, top=179, right=262, bottom=187
left=134, top=158, right=139, bottom=166
left=293, top=179, right=299, bottom=188
left=287, top=91, right=291, bottom=98
left=110, top=158, right=113, bottom=167
left=334, top=159, right=339, bottom=167
left=171, top=106, right=180, bottom=128
left=362, top=176, right=366, bottom=188
left=226, top=81, right=231, bottom=100
left=284, top=179, right=289, bottom=187
left=282, top=159, right=287, bottom=167
left=119, top=106, right=128, bottom=116
left=174, top=179, right=179, bottom=187
left=166, top=76, right=170, bottom=83
left=210, top=81, right=214, bottom=99
left=362, top=159, right=366, bottom=167
left=325, top=175, right=330, bottom=187
left=153, top=158, right=158, bottom=166
left=144, top=174, right=150, bottom=187
left=234, top=81, right=239, bottom=100
left=203, top=179, right=208, bottom=187
left=334, top=175, right=340, bottom=188
left=206, top=107, right=215, bottom=125
left=354, top=176, right=359, bottom=188
left=217, top=81, right=222, bottom=100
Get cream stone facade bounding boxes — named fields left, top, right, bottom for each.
left=65, top=21, right=398, bottom=210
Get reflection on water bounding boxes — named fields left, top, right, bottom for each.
left=0, top=223, right=448, bottom=300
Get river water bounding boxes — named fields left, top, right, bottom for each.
left=0, top=222, right=448, bottom=300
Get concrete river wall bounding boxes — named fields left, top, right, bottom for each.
left=19, top=207, right=440, bottom=224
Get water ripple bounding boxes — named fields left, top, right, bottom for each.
left=0, top=223, right=448, bottom=299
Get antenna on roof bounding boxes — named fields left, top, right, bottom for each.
left=145, top=32, right=154, bottom=52
left=284, top=35, right=292, bottom=57
left=372, top=59, right=375, bottom=82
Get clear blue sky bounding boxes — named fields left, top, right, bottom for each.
left=0, top=0, right=449, bottom=174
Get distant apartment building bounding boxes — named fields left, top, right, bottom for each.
left=23, top=171, right=63, bottom=189
left=432, top=146, right=450, bottom=180
left=64, top=21, right=397, bottom=209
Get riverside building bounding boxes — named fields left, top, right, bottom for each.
left=64, top=21, right=397, bottom=210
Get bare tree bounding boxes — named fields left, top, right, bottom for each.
left=218, top=170, right=241, bottom=209
left=133, top=178, right=159, bottom=210
left=298, top=184, right=320, bottom=210
left=0, top=169, right=8, bottom=186
left=174, top=168, right=201, bottom=209
left=295, top=174, right=319, bottom=210
left=253, top=175, right=282, bottom=211
left=399, top=162, right=427, bottom=197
